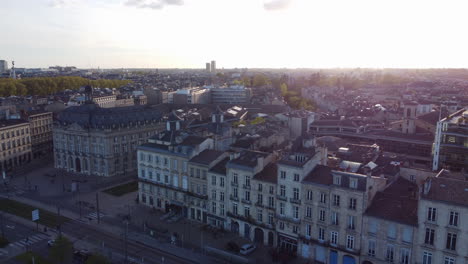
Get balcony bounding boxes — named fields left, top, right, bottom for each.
left=255, top=202, right=264, bottom=208
left=277, top=195, right=287, bottom=201
left=289, top=198, right=302, bottom=205
left=230, top=195, right=239, bottom=202
left=231, top=181, right=238, bottom=187
left=276, top=214, right=300, bottom=224
left=242, top=184, right=251, bottom=190
left=241, top=199, right=252, bottom=205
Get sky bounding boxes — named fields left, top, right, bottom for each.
left=1, top=0, right=468, bottom=69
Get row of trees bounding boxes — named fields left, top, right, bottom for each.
left=0, top=77, right=131, bottom=97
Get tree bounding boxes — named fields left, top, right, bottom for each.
left=250, top=117, right=265, bottom=125
left=252, top=74, right=269, bottom=87
left=280, top=83, right=288, bottom=96
left=49, top=236, right=73, bottom=264
left=85, top=254, right=111, bottom=264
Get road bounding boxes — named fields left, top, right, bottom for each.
left=61, top=220, right=199, bottom=264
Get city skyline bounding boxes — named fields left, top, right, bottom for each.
left=1, top=0, right=468, bottom=69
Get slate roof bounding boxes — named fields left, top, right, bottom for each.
left=228, top=150, right=269, bottom=168
left=57, top=103, right=169, bottom=128
left=253, top=163, right=277, bottom=184
left=422, top=173, right=468, bottom=207
left=0, top=119, right=29, bottom=128
left=189, top=149, right=225, bottom=166
left=302, top=165, right=367, bottom=191
left=209, top=157, right=230, bottom=175
left=418, top=109, right=449, bottom=125
left=365, top=177, right=418, bottom=226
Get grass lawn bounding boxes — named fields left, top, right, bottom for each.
left=103, top=181, right=138, bottom=196
left=0, top=199, right=70, bottom=228
left=16, top=251, right=51, bottom=264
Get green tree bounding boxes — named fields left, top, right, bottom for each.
left=49, top=236, right=73, bottom=264
left=280, top=83, right=288, bottom=96
left=85, top=254, right=111, bottom=264
left=250, top=117, right=265, bottom=125
left=252, top=74, right=269, bottom=87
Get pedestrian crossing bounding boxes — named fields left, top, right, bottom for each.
left=9, top=233, right=49, bottom=249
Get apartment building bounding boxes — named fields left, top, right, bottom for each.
left=0, top=120, right=32, bottom=172
left=23, top=110, right=53, bottom=159
left=415, top=170, right=468, bottom=264
left=207, top=157, right=230, bottom=228
left=361, top=177, right=418, bottom=264
left=225, top=150, right=275, bottom=241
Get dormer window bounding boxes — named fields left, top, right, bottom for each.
left=349, top=178, right=358, bottom=189
left=333, top=175, right=341, bottom=186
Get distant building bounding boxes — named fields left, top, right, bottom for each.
left=172, top=87, right=211, bottom=104
left=205, top=62, right=211, bottom=72
left=53, top=98, right=166, bottom=177
left=432, top=108, right=468, bottom=172
left=0, top=60, right=7, bottom=73
left=22, top=111, right=53, bottom=160
left=210, top=85, right=251, bottom=104
left=211, top=60, right=216, bottom=73
left=0, top=120, right=32, bottom=172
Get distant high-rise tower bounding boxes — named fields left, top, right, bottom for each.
left=0, top=60, right=7, bottom=73
left=205, top=62, right=211, bottom=72
left=10, top=61, right=16, bottom=79
left=211, top=60, right=216, bottom=73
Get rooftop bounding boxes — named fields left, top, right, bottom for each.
left=253, top=163, right=277, bottom=184
left=0, top=119, right=29, bottom=128
left=422, top=171, right=468, bottom=207
left=189, top=149, right=225, bottom=166
left=209, top=157, right=230, bottom=175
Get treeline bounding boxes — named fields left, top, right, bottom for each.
left=0, top=77, right=132, bottom=97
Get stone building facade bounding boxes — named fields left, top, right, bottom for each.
left=23, top=111, right=53, bottom=159
left=0, top=120, right=32, bottom=172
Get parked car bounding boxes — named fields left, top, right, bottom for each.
left=240, top=243, right=256, bottom=255
left=74, top=249, right=91, bottom=262
left=47, top=240, right=55, bottom=247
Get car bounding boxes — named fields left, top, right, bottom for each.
left=47, top=240, right=56, bottom=247
left=74, top=249, right=91, bottom=261
left=239, top=243, right=256, bottom=255
left=226, top=241, right=240, bottom=252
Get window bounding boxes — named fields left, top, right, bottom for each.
left=258, top=183, right=263, bottom=192
left=280, top=171, right=286, bottom=179
left=307, top=190, right=313, bottom=201
left=293, top=188, right=299, bottom=200
left=220, top=192, right=225, bottom=201
left=220, top=204, right=225, bottom=216
left=257, top=194, right=263, bottom=205
left=280, top=203, right=285, bottom=215
left=233, top=173, right=238, bottom=184
left=190, top=168, right=194, bottom=177
left=330, top=231, right=338, bottom=245
left=446, top=233, right=457, bottom=251
left=211, top=176, right=216, bottom=186
left=279, top=222, right=284, bottom=230
left=293, top=206, right=299, bottom=219
left=220, top=177, right=225, bottom=187
left=402, top=227, right=413, bottom=243
left=292, top=225, right=298, bottom=234
left=306, top=224, right=312, bottom=237
left=333, top=175, right=341, bottom=185
left=386, top=245, right=394, bottom=263
left=245, top=191, right=250, bottom=201
left=268, top=213, right=273, bottom=225
left=280, top=185, right=286, bottom=197
left=306, top=207, right=312, bottom=218
left=140, top=169, right=146, bottom=178
left=400, top=248, right=410, bottom=264
left=424, top=228, right=435, bottom=245
left=422, top=252, right=432, bottom=264
left=349, top=178, right=358, bottom=189
left=269, top=186, right=274, bottom=194
left=233, top=187, right=238, bottom=198
left=427, top=207, right=437, bottom=222
left=387, top=224, right=397, bottom=239
left=331, top=212, right=339, bottom=225
left=294, top=173, right=299, bottom=181
left=245, top=176, right=250, bottom=187
left=268, top=196, right=274, bottom=208
left=212, top=202, right=216, bottom=214
left=333, top=194, right=340, bottom=206
left=347, top=215, right=355, bottom=230
left=319, top=210, right=325, bottom=222
left=349, top=198, right=357, bottom=210
left=444, top=256, right=455, bottom=264
left=369, top=220, right=378, bottom=234
left=320, top=193, right=326, bottom=203
left=212, top=190, right=217, bottom=200
left=346, top=235, right=354, bottom=250
left=368, top=240, right=376, bottom=257
left=233, top=203, right=238, bottom=215
left=257, top=209, right=263, bottom=222
left=449, top=211, right=459, bottom=227
left=196, top=169, right=200, bottom=178
left=318, top=228, right=325, bottom=241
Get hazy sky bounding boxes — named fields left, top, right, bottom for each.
left=1, top=0, right=468, bottom=69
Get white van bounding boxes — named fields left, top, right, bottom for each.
left=239, top=243, right=256, bottom=255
